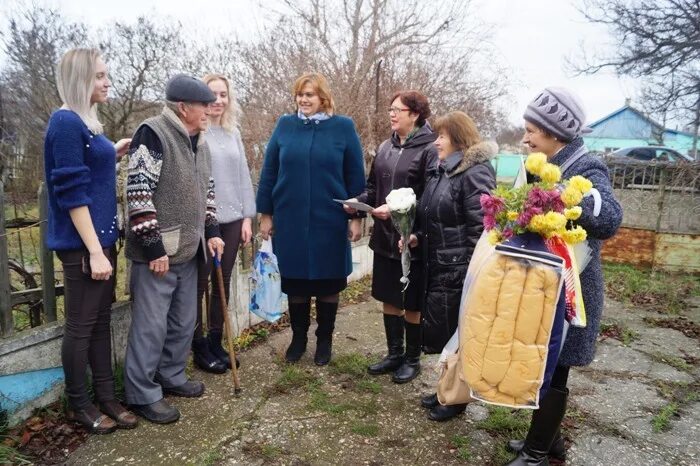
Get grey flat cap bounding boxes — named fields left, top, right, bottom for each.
left=165, top=74, right=216, bottom=103
left=523, top=87, right=591, bottom=142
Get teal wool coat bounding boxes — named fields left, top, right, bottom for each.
left=256, top=114, right=366, bottom=280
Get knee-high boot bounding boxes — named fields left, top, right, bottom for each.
left=367, top=314, right=405, bottom=375
left=391, top=321, right=421, bottom=383
left=285, top=301, right=311, bottom=362
left=314, top=301, right=338, bottom=366
left=505, top=387, right=569, bottom=466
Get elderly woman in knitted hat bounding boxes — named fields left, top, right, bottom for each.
left=504, top=88, right=623, bottom=466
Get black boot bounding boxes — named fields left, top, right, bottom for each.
left=285, top=301, right=311, bottom=362
left=192, top=337, right=226, bottom=374
left=367, top=314, right=405, bottom=375
left=391, top=321, right=421, bottom=384
left=507, top=433, right=566, bottom=462
left=314, top=301, right=338, bottom=366
left=208, top=329, right=240, bottom=369
left=428, top=403, right=467, bottom=422
left=421, top=393, right=439, bottom=409
left=505, top=387, right=569, bottom=466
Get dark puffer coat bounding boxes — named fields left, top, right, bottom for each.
left=416, top=142, right=497, bottom=354
left=356, top=125, right=437, bottom=260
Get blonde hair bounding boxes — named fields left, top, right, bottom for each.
left=56, top=48, right=104, bottom=134
left=292, top=72, right=335, bottom=114
left=433, top=111, right=481, bottom=151
left=203, top=74, right=242, bottom=132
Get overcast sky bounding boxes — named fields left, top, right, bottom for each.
left=2, top=0, right=642, bottom=127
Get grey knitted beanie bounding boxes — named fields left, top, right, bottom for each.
left=523, top=87, right=591, bottom=142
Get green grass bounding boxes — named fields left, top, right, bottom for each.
left=0, top=413, right=32, bottom=465
left=477, top=406, right=531, bottom=438
left=356, top=379, right=382, bottom=394
left=350, top=421, right=379, bottom=437
left=651, top=402, right=679, bottom=432
left=330, top=353, right=371, bottom=377
left=451, top=435, right=472, bottom=461
left=272, top=366, right=317, bottom=393
left=308, top=388, right=352, bottom=415
left=260, top=444, right=281, bottom=458
left=603, top=262, right=700, bottom=313
left=651, top=353, right=693, bottom=372
left=199, top=448, right=222, bottom=466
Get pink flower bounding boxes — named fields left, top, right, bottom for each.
left=527, top=187, right=549, bottom=208
left=517, top=206, right=542, bottom=227
left=483, top=213, right=497, bottom=230
left=502, top=228, right=514, bottom=239
left=480, top=194, right=505, bottom=216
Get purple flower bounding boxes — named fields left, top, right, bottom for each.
left=517, top=206, right=542, bottom=227
left=483, top=213, right=497, bottom=230
left=480, top=194, right=505, bottom=216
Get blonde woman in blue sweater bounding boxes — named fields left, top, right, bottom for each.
left=191, top=74, right=256, bottom=373
left=44, top=48, right=136, bottom=434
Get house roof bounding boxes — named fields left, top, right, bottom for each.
left=588, top=104, right=696, bottom=138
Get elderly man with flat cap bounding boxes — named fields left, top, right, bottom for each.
left=123, top=74, right=225, bottom=424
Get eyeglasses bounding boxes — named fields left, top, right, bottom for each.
left=388, top=107, right=411, bottom=115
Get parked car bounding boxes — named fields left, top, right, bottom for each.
left=608, top=146, right=693, bottom=163
left=605, top=146, right=694, bottom=188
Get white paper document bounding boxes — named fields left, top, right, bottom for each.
left=333, top=199, right=375, bottom=213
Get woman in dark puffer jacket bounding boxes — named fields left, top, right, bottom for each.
left=402, top=111, right=496, bottom=421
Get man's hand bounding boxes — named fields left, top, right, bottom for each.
left=241, top=218, right=253, bottom=245
left=208, top=237, right=225, bottom=259
left=343, top=198, right=358, bottom=215
left=149, top=255, right=169, bottom=277
left=259, top=214, right=273, bottom=240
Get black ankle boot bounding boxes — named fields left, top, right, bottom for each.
left=367, top=314, right=405, bottom=375
left=392, top=321, right=421, bottom=384
left=505, top=387, right=569, bottom=466
left=208, top=329, right=240, bottom=369
left=428, top=403, right=467, bottom=422
left=285, top=301, right=311, bottom=362
left=420, top=393, right=439, bottom=409
left=192, top=337, right=226, bottom=374
left=314, top=301, right=338, bottom=366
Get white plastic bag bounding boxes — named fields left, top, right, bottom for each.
left=249, top=239, right=285, bottom=322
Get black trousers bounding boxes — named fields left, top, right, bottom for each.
left=195, top=220, right=242, bottom=338
left=57, top=247, right=117, bottom=410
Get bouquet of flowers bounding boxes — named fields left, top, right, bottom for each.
left=386, top=187, right=417, bottom=291
left=480, top=152, right=592, bottom=327
left=481, top=152, right=592, bottom=246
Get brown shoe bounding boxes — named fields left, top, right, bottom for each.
left=99, top=400, right=138, bottom=429
left=66, top=406, right=117, bottom=435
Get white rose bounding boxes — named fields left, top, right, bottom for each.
left=386, top=187, right=416, bottom=213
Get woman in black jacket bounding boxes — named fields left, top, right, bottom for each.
left=345, top=90, right=437, bottom=383
left=404, top=111, right=496, bottom=421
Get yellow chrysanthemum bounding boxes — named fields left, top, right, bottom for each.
left=564, top=206, right=582, bottom=220
left=525, top=152, right=547, bottom=176
left=539, top=163, right=562, bottom=184
left=561, top=187, right=583, bottom=207
left=487, top=229, right=503, bottom=245
left=561, top=226, right=587, bottom=244
left=506, top=211, right=519, bottom=222
left=543, top=211, right=567, bottom=232
left=568, top=175, right=593, bottom=194
left=528, top=214, right=548, bottom=234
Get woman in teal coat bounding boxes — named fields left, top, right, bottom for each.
left=256, top=72, right=365, bottom=366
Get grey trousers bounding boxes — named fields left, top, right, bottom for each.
left=124, top=258, right=198, bottom=405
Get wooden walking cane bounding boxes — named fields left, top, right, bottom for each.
left=213, top=252, right=242, bottom=394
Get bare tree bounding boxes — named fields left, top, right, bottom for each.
left=232, top=0, right=508, bottom=171
left=573, top=0, right=700, bottom=158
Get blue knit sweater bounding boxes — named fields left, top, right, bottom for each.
left=256, top=114, right=366, bottom=279
left=43, top=109, right=118, bottom=251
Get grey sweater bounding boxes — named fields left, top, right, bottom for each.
left=204, top=126, right=256, bottom=224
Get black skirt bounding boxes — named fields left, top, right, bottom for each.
left=371, top=253, right=424, bottom=311
left=281, top=277, right=348, bottom=297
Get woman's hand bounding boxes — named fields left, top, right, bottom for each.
left=89, top=250, right=113, bottom=281
left=241, top=218, right=253, bottom=245
left=343, top=198, right=358, bottom=215
left=208, top=237, right=225, bottom=259
left=114, top=138, right=132, bottom=162
left=371, top=204, right=391, bottom=221
left=398, top=234, right=418, bottom=253
left=259, top=214, right=273, bottom=240
left=348, top=218, right=362, bottom=242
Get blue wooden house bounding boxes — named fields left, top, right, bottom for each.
left=584, top=100, right=699, bottom=156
